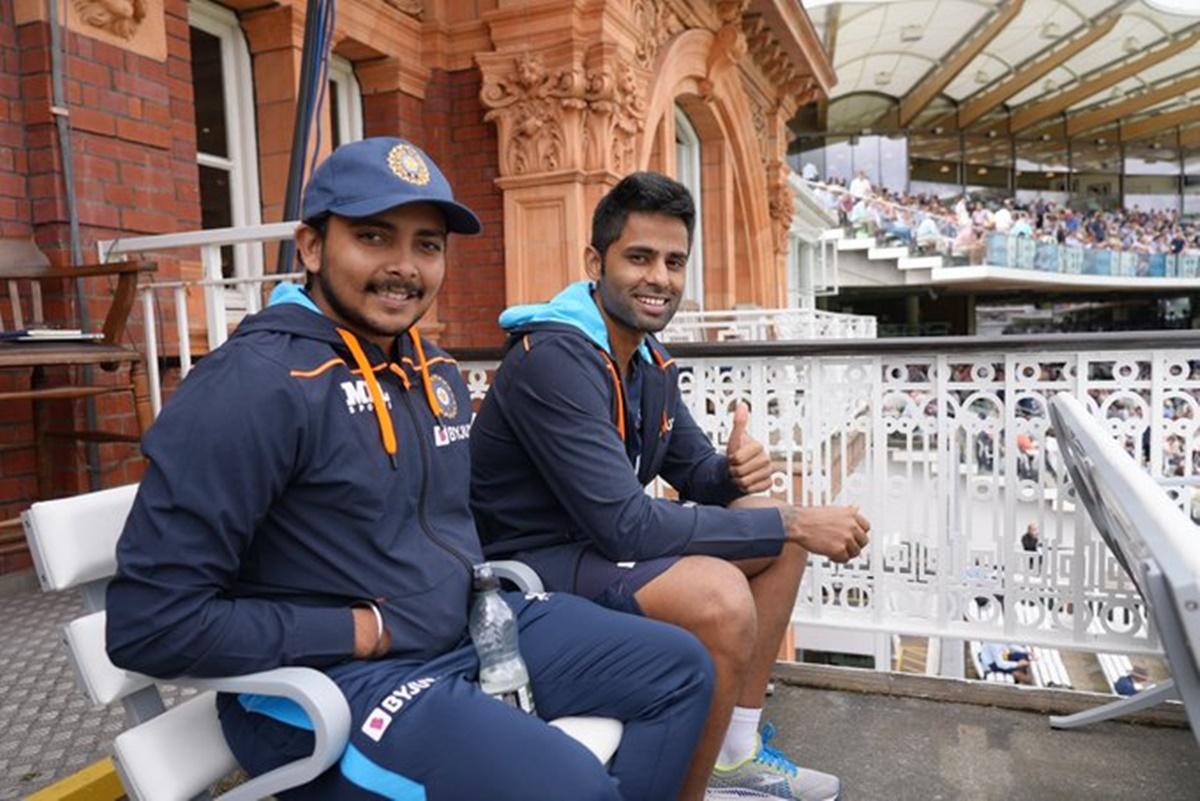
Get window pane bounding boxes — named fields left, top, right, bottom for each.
left=199, top=165, right=234, bottom=278
left=879, top=136, right=907, bottom=194
left=329, top=79, right=342, bottom=149
left=190, top=27, right=229, bottom=158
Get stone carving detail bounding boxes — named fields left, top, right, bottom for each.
left=383, top=0, right=423, bottom=16
left=72, top=0, right=146, bottom=40
left=482, top=50, right=651, bottom=176
left=583, top=61, right=647, bottom=174
left=631, top=0, right=682, bottom=69
left=766, top=159, right=795, bottom=256
left=742, top=13, right=823, bottom=111
left=481, top=52, right=583, bottom=176
left=715, top=0, right=750, bottom=24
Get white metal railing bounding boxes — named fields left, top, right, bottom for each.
left=661, top=307, right=877, bottom=343
left=465, top=337, right=1200, bottom=660
left=98, top=223, right=301, bottom=414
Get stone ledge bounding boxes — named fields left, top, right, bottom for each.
left=772, top=660, right=1189, bottom=729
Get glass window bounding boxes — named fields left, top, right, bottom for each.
left=328, top=55, right=363, bottom=150
left=908, top=133, right=960, bottom=193
left=849, top=136, right=881, bottom=188
left=1125, top=139, right=1182, bottom=214
left=190, top=28, right=228, bottom=159
left=879, top=136, right=907, bottom=194
left=1185, top=149, right=1200, bottom=216
left=674, top=107, right=704, bottom=310
left=792, top=137, right=826, bottom=182
left=190, top=0, right=262, bottom=283
left=1068, top=135, right=1120, bottom=212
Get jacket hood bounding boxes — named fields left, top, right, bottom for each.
left=498, top=280, right=651, bottom=364
left=230, top=282, right=345, bottom=346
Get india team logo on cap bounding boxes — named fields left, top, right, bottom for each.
left=387, top=143, right=431, bottom=186
left=430, top=374, right=458, bottom=420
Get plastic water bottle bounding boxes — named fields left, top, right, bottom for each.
left=468, top=564, right=536, bottom=714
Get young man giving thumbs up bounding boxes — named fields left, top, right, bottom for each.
left=471, top=172, right=870, bottom=801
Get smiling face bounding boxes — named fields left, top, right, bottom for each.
left=296, top=203, right=447, bottom=353
left=586, top=210, right=688, bottom=353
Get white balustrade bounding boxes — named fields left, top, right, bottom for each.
left=661, top=307, right=877, bottom=343
left=475, top=341, right=1200, bottom=658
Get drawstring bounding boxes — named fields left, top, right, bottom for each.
left=409, top=327, right=445, bottom=425
left=600, top=355, right=626, bottom=442
left=650, top=347, right=672, bottom=438
left=337, top=328, right=399, bottom=469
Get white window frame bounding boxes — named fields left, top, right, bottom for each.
left=189, top=0, right=263, bottom=291
left=674, top=106, right=705, bottom=310
left=329, top=56, right=364, bottom=146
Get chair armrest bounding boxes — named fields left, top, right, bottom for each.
left=488, top=560, right=545, bottom=593
left=183, top=667, right=351, bottom=801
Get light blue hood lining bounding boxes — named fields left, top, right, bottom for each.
left=268, top=282, right=323, bottom=315
left=497, top=281, right=651, bottom=364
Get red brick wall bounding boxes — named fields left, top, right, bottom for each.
left=1, top=1, right=201, bottom=552
left=362, top=67, right=505, bottom=349
left=0, top=4, right=29, bottom=239
left=434, top=68, right=505, bottom=350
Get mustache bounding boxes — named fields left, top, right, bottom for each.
left=368, top=279, right=424, bottom=297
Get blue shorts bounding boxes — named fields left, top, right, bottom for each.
left=513, top=544, right=679, bottom=617
left=573, top=549, right=679, bottom=617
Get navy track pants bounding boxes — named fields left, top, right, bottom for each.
left=219, top=591, right=714, bottom=800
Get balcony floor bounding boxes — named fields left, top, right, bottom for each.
left=3, top=580, right=1198, bottom=800
left=764, top=679, right=1200, bottom=800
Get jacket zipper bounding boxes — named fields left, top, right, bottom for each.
left=400, top=390, right=474, bottom=575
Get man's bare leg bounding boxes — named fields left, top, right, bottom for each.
left=633, top=498, right=808, bottom=800
left=635, top=555, right=757, bottom=801
left=729, top=496, right=809, bottom=707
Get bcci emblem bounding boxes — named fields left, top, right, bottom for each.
left=387, top=143, right=431, bottom=186
left=431, top=374, right=458, bottom=419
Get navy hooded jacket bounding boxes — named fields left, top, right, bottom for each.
left=106, top=286, right=481, bottom=679
left=471, top=281, right=785, bottom=587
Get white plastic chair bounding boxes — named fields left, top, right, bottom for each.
left=23, top=485, right=621, bottom=800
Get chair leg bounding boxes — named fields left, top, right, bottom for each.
left=32, top=368, right=54, bottom=499
left=130, top=360, right=153, bottom=435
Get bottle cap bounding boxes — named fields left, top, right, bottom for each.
left=472, top=563, right=501, bottom=591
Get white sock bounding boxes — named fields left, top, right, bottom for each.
left=716, top=706, right=762, bottom=768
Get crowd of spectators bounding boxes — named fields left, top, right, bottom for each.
left=801, top=166, right=1200, bottom=265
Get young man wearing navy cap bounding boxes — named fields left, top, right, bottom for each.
left=106, top=138, right=714, bottom=800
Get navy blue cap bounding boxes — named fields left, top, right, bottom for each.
left=301, top=137, right=481, bottom=234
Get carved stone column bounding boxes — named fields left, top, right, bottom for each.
left=477, top=1, right=653, bottom=305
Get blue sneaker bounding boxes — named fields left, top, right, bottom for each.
left=708, top=723, right=841, bottom=801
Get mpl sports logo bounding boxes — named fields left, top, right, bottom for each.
left=361, top=676, right=437, bottom=742
left=340, top=380, right=392, bottom=415
left=433, top=423, right=471, bottom=448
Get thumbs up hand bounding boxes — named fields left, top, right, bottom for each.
left=726, top=401, right=772, bottom=494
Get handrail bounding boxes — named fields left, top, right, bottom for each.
left=449, top=329, right=1200, bottom=363
left=96, top=222, right=299, bottom=261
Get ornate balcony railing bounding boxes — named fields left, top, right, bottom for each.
left=660, top=307, right=877, bottom=343
left=461, top=332, right=1200, bottom=660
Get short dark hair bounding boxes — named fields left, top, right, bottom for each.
left=590, top=172, right=695, bottom=258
